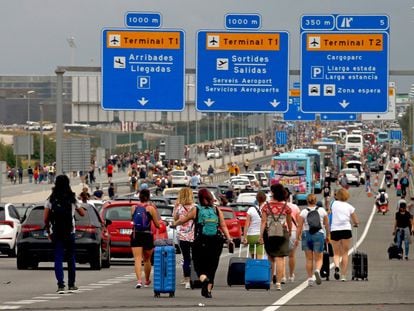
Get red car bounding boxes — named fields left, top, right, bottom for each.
left=228, top=202, right=257, bottom=234
left=100, top=199, right=167, bottom=258
left=218, top=206, right=242, bottom=248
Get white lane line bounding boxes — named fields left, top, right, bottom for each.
left=261, top=176, right=381, bottom=311
left=32, top=296, right=61, bottom=299
left=0, top=307, right=21, bottom=310
left=4, top=300, right=47, bottom=304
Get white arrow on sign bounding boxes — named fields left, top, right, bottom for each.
left=270, top=99, right=280, bottom=108
left=204, top=98, right=215, bottom=107
left=322, top=115, right=328, bottom=119
left=339, top=99, right=350, bottom=109
left=138, top=97, right=149, bottom=106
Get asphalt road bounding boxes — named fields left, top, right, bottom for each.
left=1, top=170, right=414, bottom=310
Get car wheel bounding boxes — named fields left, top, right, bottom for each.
left=101, top=244, right=111, bottom=269
left=90, top=247, right=102, bottom=270
left=31, top=261, right=39, bottom=269
left=17, top=252, right=29, bottom=270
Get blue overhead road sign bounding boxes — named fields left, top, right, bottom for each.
left=283, top=89, right=316, bottom=121
left=320, top=113, right=357, bottom=121
left=300, top=14, right=389, bottom=113
left=101, top=28, right=185, bottom=111
left=389, top=129, right=402, bottom=141
left=275, top=131, right=288, bottom=145
left=225, top=14, right=261, bottom=30
left=124, top=12, right=162, bottom=28
left=196, top=31, right=289, bottom=112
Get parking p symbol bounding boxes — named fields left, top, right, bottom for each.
left=311, top=66, right=324, bottom=79
left=137, top=76, right=150, bottom=89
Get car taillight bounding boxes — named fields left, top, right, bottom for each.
left=21, top=224, right=42, bottom=232
left=76, top=225, right=97, bottom=233
left=0, top=220, right=14, bottom=228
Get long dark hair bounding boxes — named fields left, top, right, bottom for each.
left=49, top=175, right=76, bottom=204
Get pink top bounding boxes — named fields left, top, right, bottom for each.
left=174, top=203, right=195, bottom=242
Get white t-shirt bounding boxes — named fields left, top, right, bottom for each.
left=330, top=200, right=355, bottom=231
left=299, top=206, right=327, bottom=234
left=246, top=205, right=261, bottom=235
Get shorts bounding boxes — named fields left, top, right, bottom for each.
left=301, top=231, right=325, bottom=253
left=246, top=235, right=264, bottom=256
left=107, top=173, right=113, bottom=178
left=330, top=230, right=352, bottom=241
left=130, top=231, right=154, bottom=250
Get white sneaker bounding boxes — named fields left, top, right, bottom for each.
left=280, top=277, right=286, bottom=284
left=185, top=282, right=191, bottom=289
left=288, top=274, right=295, bottom=282
left=275, top=282, right=282, bottom=291
left=341, top=275, right=347, bottom=282
left=308, top=278, right=314, bottom=287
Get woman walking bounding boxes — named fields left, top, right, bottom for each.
left=173, top=187, right=195, bottom=289
left=243, top=191, right=266, bottom=259
left=130, top=188, right=160, bottom=288
left=259, top=184, right=292, bottom=291
left=330, top=188, right=359, bottom=281
left=173, top=188, right=233, bottom=298
left=296, top=194, right=330, bottom=286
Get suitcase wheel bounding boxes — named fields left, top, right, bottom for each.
left=169, top=292, right=175, bottom=298
left=326, top=277, right=329, bottom=281
left=154, top=292, right=160, bottom=298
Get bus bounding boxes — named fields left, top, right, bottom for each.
left=294, top=148, right=324, bottom=193
left=271, top=152, right=314, bottom=204
left=345, top=134, right=364, bottom=155
left=377, top=131, right=389, bottom=144
left=312, top=141, right=338, bottom=170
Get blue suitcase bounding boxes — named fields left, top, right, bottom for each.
left=244, top=258, right=271, bottom=290
left=153, top=245, right=176, bottom=297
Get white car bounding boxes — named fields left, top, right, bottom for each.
left=238, top=173, right=260, bottom=188
left=206, top=148, right=222, bottom=160
left=0, top=203, right=22, bottom=257
left=170, top=170, right=191, bottom=187
left=230, top=178, right=252, bottom=191
left=340, top=168, right=360, bottom=186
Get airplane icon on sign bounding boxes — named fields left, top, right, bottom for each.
left=207, top=35, right=220, bottom=47
left=115, top=58, right=124, bottom=65
left=209, top=37, right=218, bottom=45
left=310, top=38, right=319, bottom=47
left=111, top=37, right=119, bottom=44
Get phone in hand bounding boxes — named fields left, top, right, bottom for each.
left=228, top=240, right=234, bottom=254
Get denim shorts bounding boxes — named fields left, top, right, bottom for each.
left=301, top=231, right=325, bottom=253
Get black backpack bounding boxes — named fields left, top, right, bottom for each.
left=306, top=207, right=322, bottom=234
left=50, top=198, right=74, bottom=239
left=379, top=192, right=386, bottom=203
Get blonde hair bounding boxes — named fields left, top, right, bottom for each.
left=335, top=188, right=350, bottom=202
left=306, top=193, right=317, bottom=205
left=177, top=187, right=194, bottom=205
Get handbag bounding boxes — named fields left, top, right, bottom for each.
left=266, top=201, right=287, bottom=237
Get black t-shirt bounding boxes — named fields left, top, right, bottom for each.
left=395, top=211, right=413, bottom=228
left=323, top=186, right=331, bottom=197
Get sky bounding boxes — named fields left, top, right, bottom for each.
left=1, top=0, right=413, bottom=91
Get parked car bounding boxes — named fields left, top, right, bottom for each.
left=100, top=200, right=167, bottom=259
left=218, top=206, right=242, bottom=248
left=0, top=203, right=21, bottom=257
left=206, top=148, right=222, bottom=160
left=346, top=160, right=366, bottom=184
left=16, top=204, right=111, bottom=270
left=170, top=170, right=191, bottom=187
left=367, top=161, right=380, bottom=173
left=340, top=168, right=361, bottom=186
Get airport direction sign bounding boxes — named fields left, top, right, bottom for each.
left=301, top=14, right=389, bottom=113
left=389, top=129, right=402, bottom=142
left=196, top=30, right=289, bottom=112
left=283, top=89, right=316, bottom=121
left=101, top=28, right=185, bottom=111
left=124, top=12, right=162, bottom=28
left=362, top=86, right=396, bottom=120
left=275, top=130, right=288, bottom=145
left=225, top=14, right=261, bottom=30
left=320, top=113, right=357, bottom=121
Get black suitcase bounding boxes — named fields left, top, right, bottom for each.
left=227, top=257, right=248, bottom=286
left=352, top=228, right=368, bottom=281
left=387, top=243, right=403, bottom=260
left=320, top=248, right=330, bottom=281
left=190, top=260, right=202, bottom=289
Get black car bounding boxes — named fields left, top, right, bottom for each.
left=16, top=204, right=111, bottom=270
left=367, top=161, right=380, bottom=173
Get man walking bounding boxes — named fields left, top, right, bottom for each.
left=44, top=175, right=85, bottom=293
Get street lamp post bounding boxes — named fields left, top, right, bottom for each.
left=27, top=90, right=35, bottom=167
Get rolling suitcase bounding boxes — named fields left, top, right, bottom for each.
left=227, top=246, right=249, bottom=286
left=244, top=245, right=271, bottom=290
left=320, top=243, right=330, bottom=281
left=190, top=260, right=202, bottom=289
left=153, top=245, right=176, bottom=297
left=387, top=243, right=403, bottom=260
left=351, top=228, right=368, bottom=281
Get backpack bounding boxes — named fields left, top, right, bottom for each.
left=160, top=178, right=166, bottom=188
left=306, top=207, right=322, bottom=234
left=132, top=204, right=151, bottom=232
left=379, top=192, right=386, bottom=203
left=50, top=198, right=74, bottom=238
left=402, top=178, right=408, bottom=186
left=196, top=205, right=219, bottom=236
left=130, top=176, right=137, bottom=184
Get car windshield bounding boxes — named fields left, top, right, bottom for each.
left=24, top=206, right=44, bottom=225
left=221, top=210, right=234, bottom=219
left=105, top=206, right=132, bottom=221
left=229, top=204, right=251, bottom=212
left=343, top=169, right=357, bottom=174
left=76, top=206, right=100, bottom=226
left=171, top=171, right=185, bottom=177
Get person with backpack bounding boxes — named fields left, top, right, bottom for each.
left=173, top=187, right=196, bottom=289
left=43, top=175, right=85, bottom=293
left=375, top=188, right=389, bottom=213
left=295, top=194, right=330, bottom=287
left=258, top=184, right=292, bottom=291
left=393, top=202, right=413, bottom=260
left=130, top=188, right=160, bottom=289
left=173, top=188, right=233, bottom=299
left=243, top=191, right=266, bottom=259
left=399, top=173, right=409, bottom=197
left=330, top=188, right=359, bottom=282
